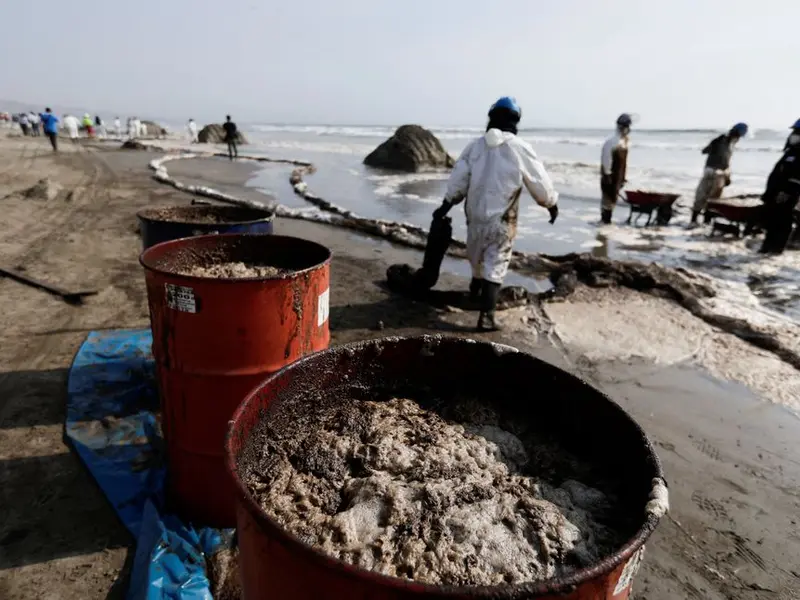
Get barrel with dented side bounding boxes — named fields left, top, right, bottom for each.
left=137, top=205, right=274, bottom=250
left=141, top=233, right=331, bottom=527
left=226, top=336, right=668, bottom=599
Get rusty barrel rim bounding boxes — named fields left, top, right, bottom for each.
left=139, top=233, right=332, bottom=282
left=224, top=335, right=665, bottom=599
left=136, top=205, right=275, bottom=227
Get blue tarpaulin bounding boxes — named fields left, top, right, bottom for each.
left=66, top=329, right=229, bottom=599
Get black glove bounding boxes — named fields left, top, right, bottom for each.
left=432, top=200, right=452, bottom=221
left=548, top=204, right=559, bottom=224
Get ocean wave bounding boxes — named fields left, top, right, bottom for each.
left=252, top=138, right=377, bottom=156
left=246, top=124, right=785, bottom=154
left=522, top=136, right=782, bottom=153
left=250, top=124, right=395, bottom=138
left=361, top=157, right=765, bottom=203
left=368, top=172, right=448, bottom=199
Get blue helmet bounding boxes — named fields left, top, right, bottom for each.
left=617, top=113, right=633, bottom=127
left=791, top=118, right=800, bottom=131
left=731, top=122, right=748, bottom=137
left=489, top=97, right=521, bottom=118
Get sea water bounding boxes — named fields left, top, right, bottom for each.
left=214, top=123, right=798, bottom=319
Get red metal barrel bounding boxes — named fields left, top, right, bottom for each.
left=226, top=336, right=666, bottom=599
left=141, top=233, right=331, bottom=527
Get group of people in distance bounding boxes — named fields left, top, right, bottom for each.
left=11, top=109, right=163, bottom=149
left=15, top=109, right=60, bottom=150
left=432, top=98, right=800, bottom=333
left=601, top=115, right=800, bottom=254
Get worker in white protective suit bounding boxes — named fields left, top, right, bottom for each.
left=432, top=97, right=559, bottom=331
left=63, top=114, right=81, bottom=142
left=187, top=118, right=198, bottom=143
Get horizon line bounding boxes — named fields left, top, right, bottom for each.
left=0, top=100, right=788, bottom=132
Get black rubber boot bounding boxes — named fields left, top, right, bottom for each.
left=760, top=222, right=793, bottom=254
left=469, top=278, right=482, bottom=303
left=476, top=281, right=502, bottom=332
left=601, top=209, right=612, bottom=224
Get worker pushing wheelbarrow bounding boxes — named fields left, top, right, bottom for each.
left=599, top=113, right=679, bottom=227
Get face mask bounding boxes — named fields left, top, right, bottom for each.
left=788, top=133, right=800, bottom=147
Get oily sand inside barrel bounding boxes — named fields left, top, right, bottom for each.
left=243, top=396, right=629, bottom=587
left=180, top=261, right=286, bottom=278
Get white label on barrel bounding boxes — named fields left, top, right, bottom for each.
left=165, top=283, right=197, bottom=313
left=317, top=288, right=330, bottom=326
left=613, top=546, right=645, bottom=596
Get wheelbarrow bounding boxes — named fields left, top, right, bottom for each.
left=622, top=190, right=681, bottom=226
left=704, top=200, right=763, bottom=237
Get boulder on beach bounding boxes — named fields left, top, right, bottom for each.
left=142, top=120, right=167, bottom=138
left=364, top=125, right=455, bottom=172
left=198, top=124, right=248, bottom=145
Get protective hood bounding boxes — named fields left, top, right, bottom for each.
left=484, top=128, right=515, bottom=148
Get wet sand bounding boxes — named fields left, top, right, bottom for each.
left=0, top=134, right=798, bottom=599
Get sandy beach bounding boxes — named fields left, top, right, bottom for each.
left=0, top=134, right=798, bottom=599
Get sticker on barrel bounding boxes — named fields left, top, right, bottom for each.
left=317, top=288, right=330, bottom=326
left=613, top=546, right=645, bottom=596
left=165, top=283, right=197, bottom=313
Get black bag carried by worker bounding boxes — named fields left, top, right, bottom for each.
left=414, top=215, right=452, bottom=290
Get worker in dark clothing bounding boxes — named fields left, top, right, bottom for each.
left=759, top=119, right=800, bottom=254
left=223, top=115, right=239, bottom=161
left=40, top=108, right=59, bottom=152
left=691, top=122, right=748, bottom=224
left=600, top=113, right=631, bottom=224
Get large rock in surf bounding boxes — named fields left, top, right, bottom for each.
left=142, top=120, right=167, bottom=138
left=198, top=124, right=248, bottom=145
left=364, top=125, right=455, bottom=172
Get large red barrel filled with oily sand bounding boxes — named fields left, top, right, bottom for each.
left=141, top=233, right=331, bottom=527
left=226, top=336, right=667, bottom=600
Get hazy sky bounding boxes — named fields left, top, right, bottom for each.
left=2, top=0, right=798, bottom=128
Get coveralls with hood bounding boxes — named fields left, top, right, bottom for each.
left=692, top=122, right=748, bottom=223
left=433, top=97, right=559, bottom=331
left=600, top=114, right=631, bottom=223
left=759, top=121, right=800, bottom=254
left=28, top=112, right=40, bottom=136
left=64, top=115, right=81, bottom=141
